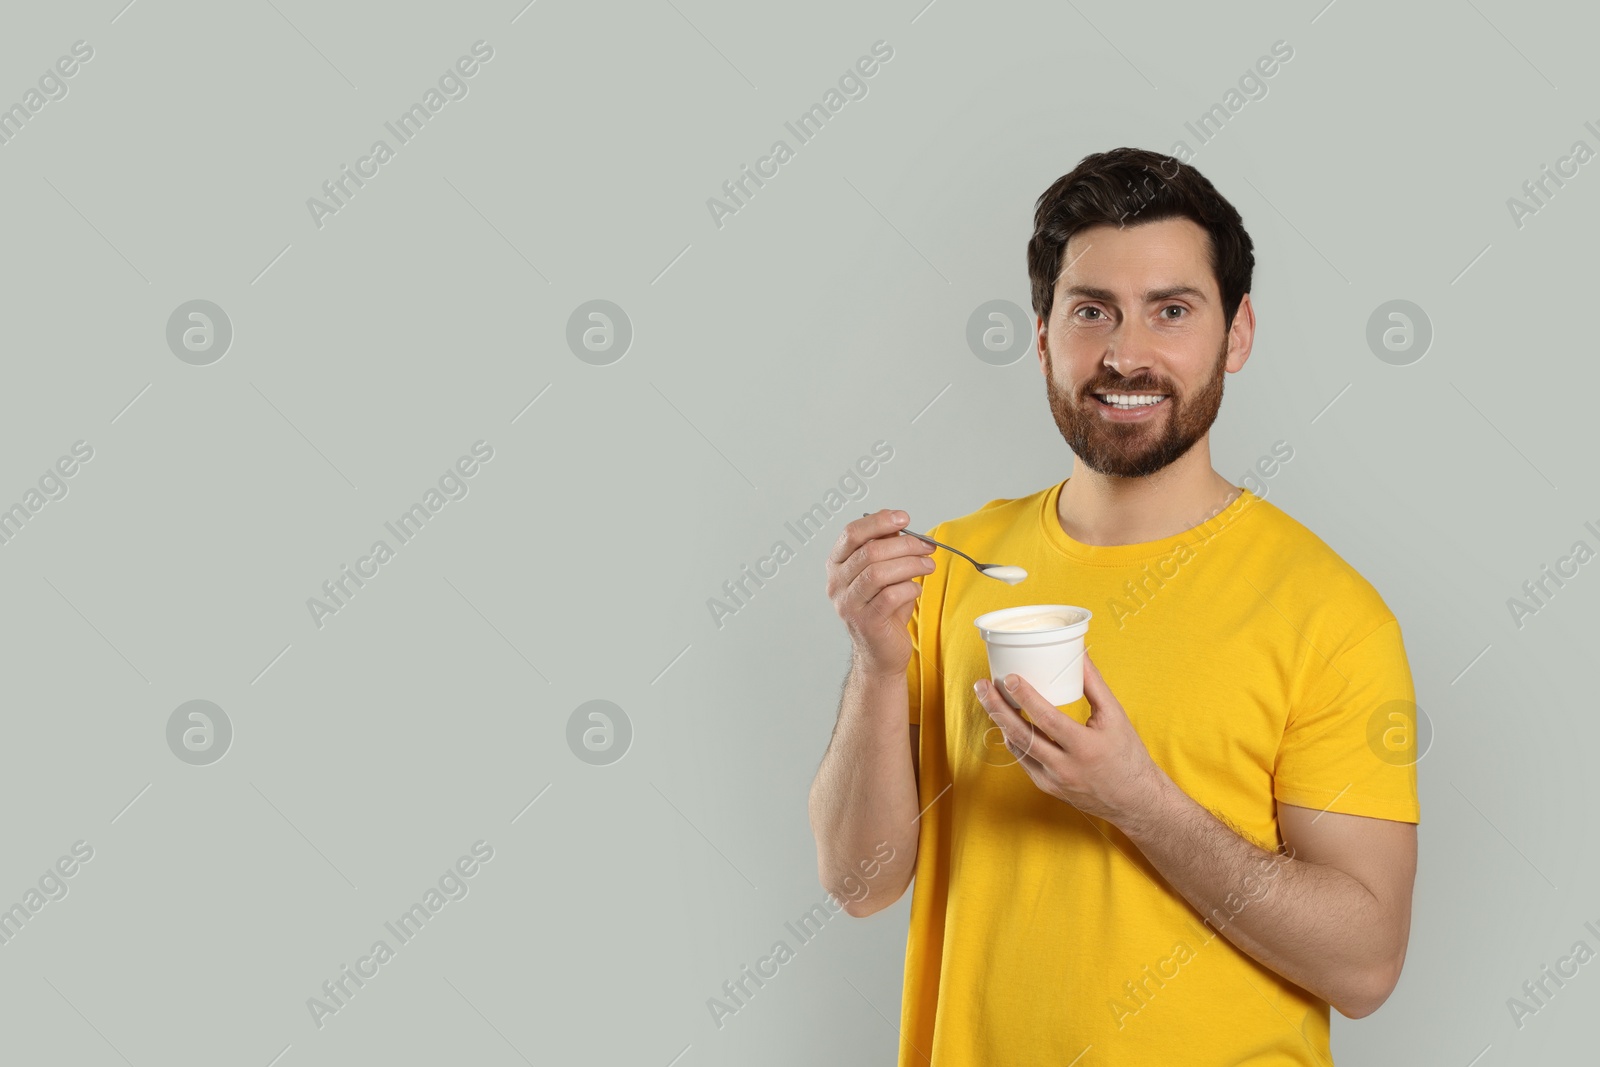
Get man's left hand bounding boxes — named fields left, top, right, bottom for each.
left=974, top=652, right=1168, bottom=827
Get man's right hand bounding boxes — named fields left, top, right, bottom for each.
left=826, top=509, right=936, bottom=679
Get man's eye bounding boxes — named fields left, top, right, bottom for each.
left=1076, top=307, right=1104, bottom=321
left=1161, top=306, right=1186, bottom=319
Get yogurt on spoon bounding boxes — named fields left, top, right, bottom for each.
left=979, top=565, right=1028, bottom=585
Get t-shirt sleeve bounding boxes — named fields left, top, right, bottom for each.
left=907, top=557, right=923, bottom=725
left=906, top=521, right=943, bottom=726
left=1273, top=617, right=1421, bottom=824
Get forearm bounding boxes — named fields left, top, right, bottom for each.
left=1116, top=769, right=1398, bottom=1016
left=807, top=662, right=920, bottom=915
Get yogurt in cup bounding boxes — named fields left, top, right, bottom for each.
left=973, top=605, right=1092, bottom=708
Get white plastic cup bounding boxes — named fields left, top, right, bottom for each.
left=973, top=605, right=1093, bottom=708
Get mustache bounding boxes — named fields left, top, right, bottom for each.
left=1084, top=378, right=1171, bottom=395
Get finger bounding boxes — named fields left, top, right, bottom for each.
left=997, top=673, right=1089, bottom=748
left=1080, top=652, right=1124, bottom=726
left=994, top=712, right=1052, bottom=772
left=828, top=509, right=910, bottom=567
left=1005, top=734, right=1051, bottom=778
left=845, top=553, right=937, bottom=614
left=832, top=525, right=935, bottom=594
left=856, top=575, right=923, bottom=635
left=988, top=715, right=1051, bottom=778
left=847, top=546, right=932, bottom=631
left=975, top=678, right=1063, bottom=762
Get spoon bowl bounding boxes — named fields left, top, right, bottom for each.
left=865, top=514, right=1028, bottom=584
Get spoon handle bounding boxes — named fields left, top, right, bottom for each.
left=901, top=528, right=983, bottom=569
left=859, top=514, right=985, bottom=571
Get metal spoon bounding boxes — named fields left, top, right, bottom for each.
left=864, top=514, right=1028, bottom=584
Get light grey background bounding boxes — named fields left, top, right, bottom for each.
left=0, top=0, right=1594, bottom=1064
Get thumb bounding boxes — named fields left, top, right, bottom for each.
left=1081, top=651, right=1123, bottom=726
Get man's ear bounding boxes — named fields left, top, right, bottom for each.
left=1225, top=293, right=1255, bottom=373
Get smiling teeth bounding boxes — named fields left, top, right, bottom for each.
left=1101, top=394, right=1166, bottom=408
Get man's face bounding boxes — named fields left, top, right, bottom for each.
left=1038, top=217, right=1250, bottom=478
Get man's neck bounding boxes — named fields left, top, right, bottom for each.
left=1056, top=444, right=1239, bottom=547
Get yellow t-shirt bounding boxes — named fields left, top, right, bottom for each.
left=901, top=478, right=1420, bottom=1066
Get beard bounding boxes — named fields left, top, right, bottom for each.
left=1045, top=334, right=1228, bottom=479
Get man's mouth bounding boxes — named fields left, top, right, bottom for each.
left=1093, top=392, right=1169, bottom=410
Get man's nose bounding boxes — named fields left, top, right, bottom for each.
left=1104, top=320, right=1159, bottom=377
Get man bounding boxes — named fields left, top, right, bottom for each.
left=809, top=147, right=1420, bottom=1065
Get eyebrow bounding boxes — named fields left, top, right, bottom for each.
left=1061, top=285, right=1208, bottom=304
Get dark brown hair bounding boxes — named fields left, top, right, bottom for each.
left=1027, top=147, right=1255, bottom=333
